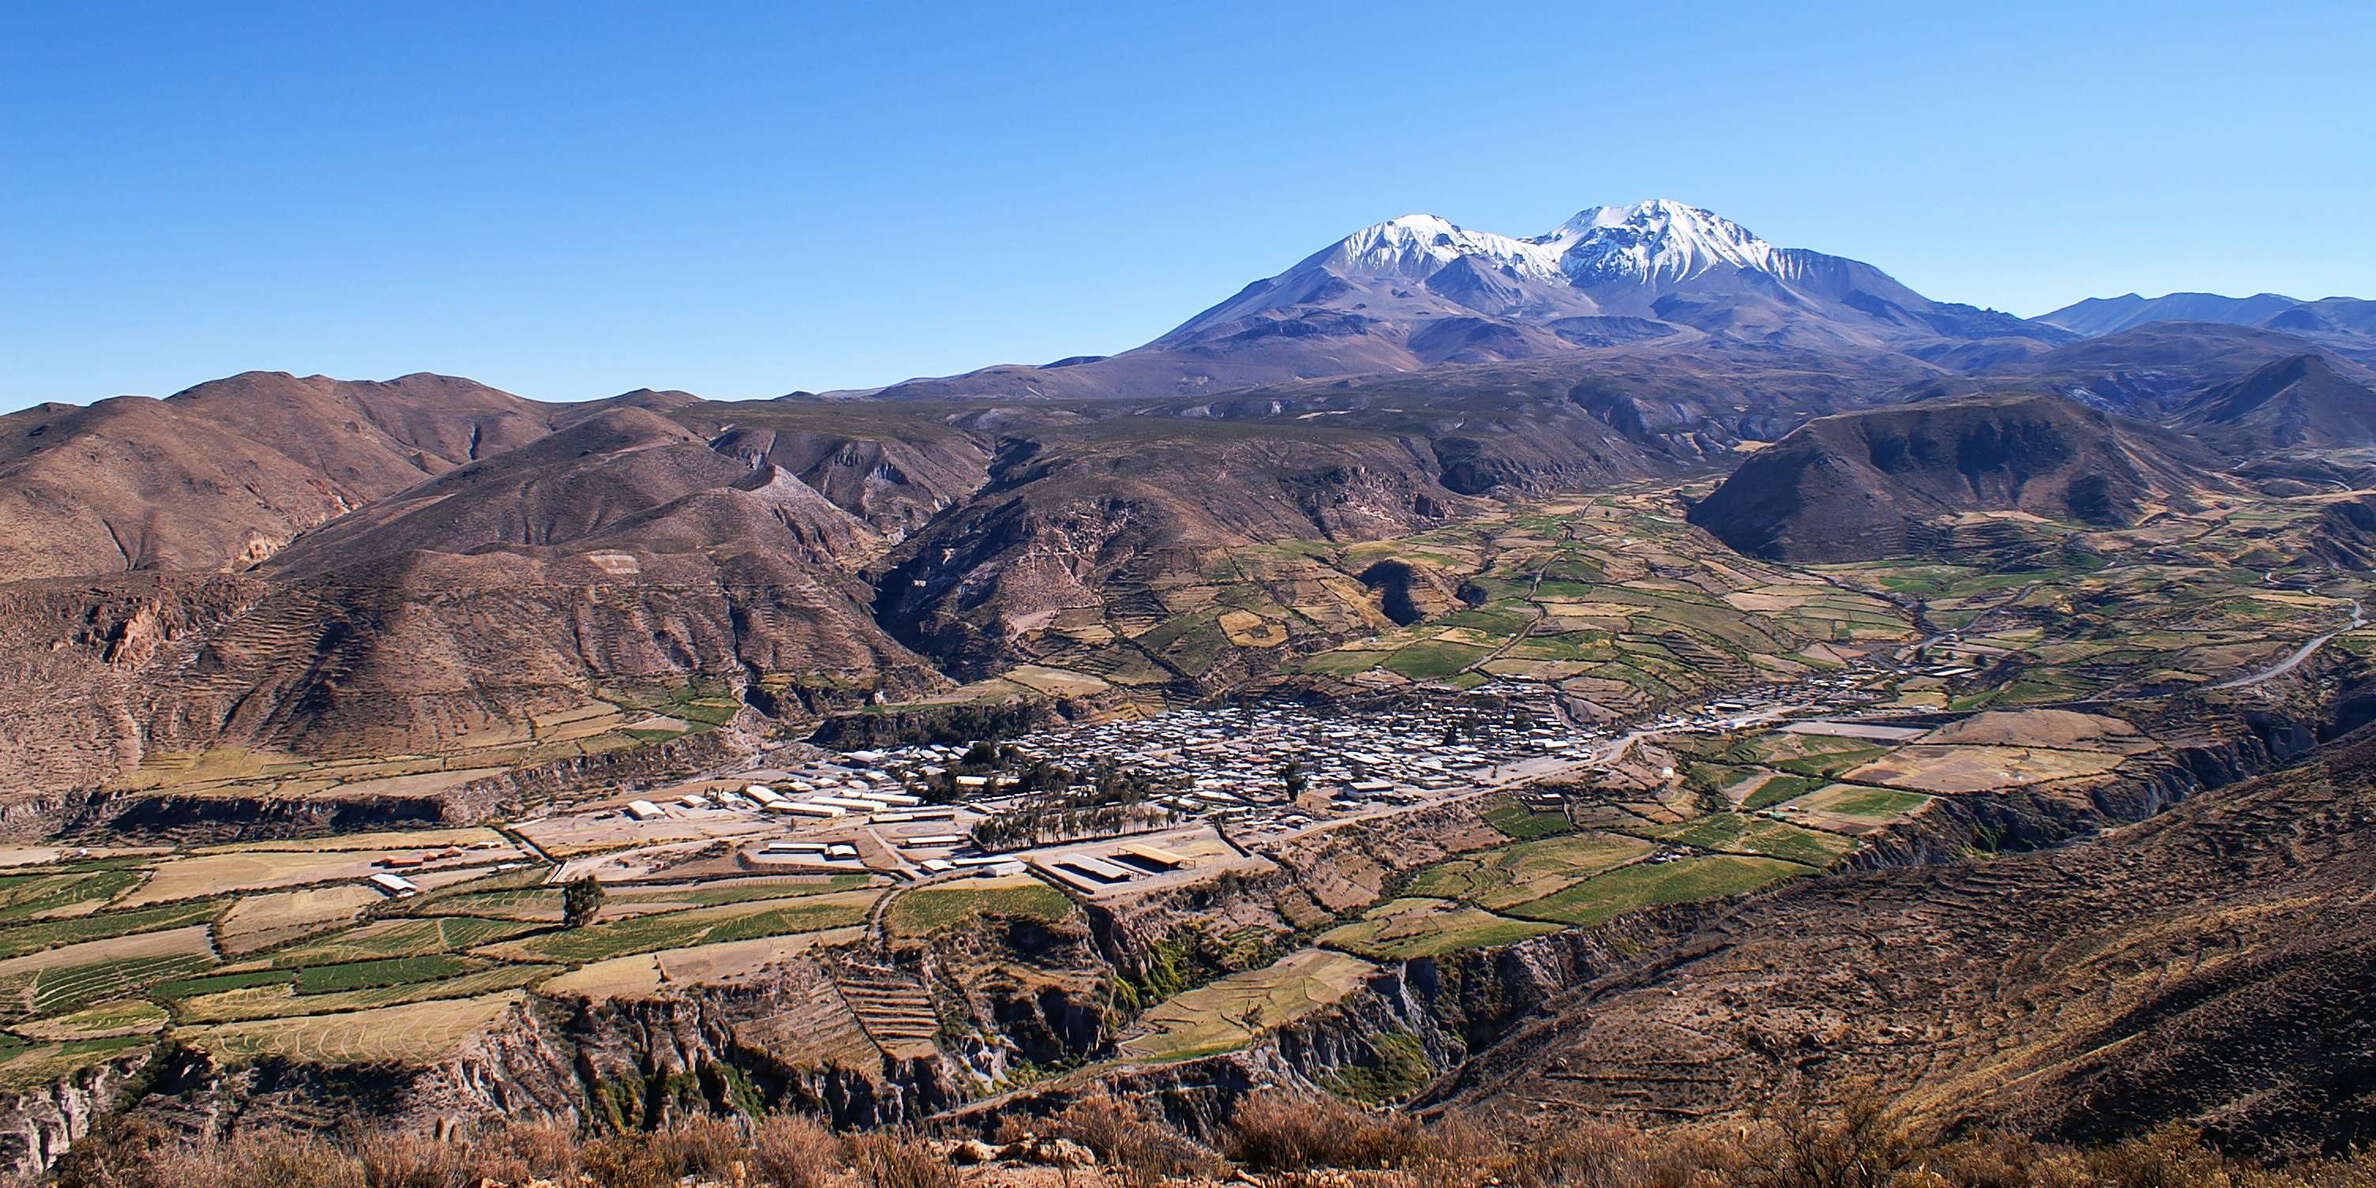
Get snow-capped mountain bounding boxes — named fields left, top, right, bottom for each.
left=1157, top=198, right=2047, bottom=351
left=867, top=199, right=2069, bottom=402
left=1537, top=199, right=1781, bottom=284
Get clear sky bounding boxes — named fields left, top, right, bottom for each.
left=5, top=0, right=2372, bottom=410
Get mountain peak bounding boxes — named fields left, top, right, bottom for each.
left=1317, top=214, right=1563, bottom=283
left=1536, top=199, right=1777, bottom=284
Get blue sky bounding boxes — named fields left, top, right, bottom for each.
left=5, top=0, right=2372, bottom=409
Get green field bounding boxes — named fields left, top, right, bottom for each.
left=272, top=916, right=545, bottom=966
left=1483, top=801, right=1578, bottom=839
left=0, top=869, right=142, bottom=922
left=1508, top=855, right=1807, bottom=928
left=1317, top=898, right=1559, bottom=960
left=1740, top=772, right=1828, bottom=810
left=1403, top=831, right=1652, bottom=910
left=1635, top=813, right=1857, bottom=867
left=0, top=901, right=221, bottom=960
left=293, top=954, right=485, bottom=994
left=1779, top=784, right=1935, bottom=826
left=885, top=878, right=1072, bottom=937
left=484, top=891, right=877, bottom=965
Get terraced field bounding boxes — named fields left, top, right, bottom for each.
left=1118, top=948, right=1380, bottom=1063
left=0, top=832, right=895, bottom=1086
left=1508, top=855, right=1808, bottom=927
left=1318, top=898, right=1560, bottom=960
left=1402, top=832, right=1652, bottom=910
left=884, top=875, right=1074, bottom=937
left=180, top=992, right=530, bottom=1066
left=477, top=891, right=880, bottom=964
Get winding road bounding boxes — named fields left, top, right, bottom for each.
left=2209, top=599, right=2367, bottom=689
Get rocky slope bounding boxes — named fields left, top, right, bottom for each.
left=1429, top=715, right=2376, bottom=1157
left=2167, top=352, right=2376, bottom=455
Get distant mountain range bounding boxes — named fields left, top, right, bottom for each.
left=864, top=199, right=2076, bottom=402
left=855, top=199, right=2373, bottom=403
left=2040, top=291, right=2376, bottom=341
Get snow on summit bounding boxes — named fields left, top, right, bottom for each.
left=1317, top=214, right=1566, bottom=283
left=1535, top=199, right=1780, bottom=283
left=1159, top=199, right=1817, bottom=342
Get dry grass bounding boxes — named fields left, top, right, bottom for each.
left=850, top=1130, right=960, bottom=1188
left=34, top=1093, right=2376, bottom=1188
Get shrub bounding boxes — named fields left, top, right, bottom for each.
left=752, top=1112, right=845, bottom=1188
left=55, top=1125, right=364, bottom=1188
left=851, top=1130, right=960, bottom=1188
left=1222, top=1091, right=1483, bottom=1172
left=1048, top=1090, right=1225, bottom=1184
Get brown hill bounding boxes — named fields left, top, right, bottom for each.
left=0, top=372, right=557, bottom=581
left=2168, top=353, right=2376, bottom=455
left=1686, top=392, right=2221, bottom=561
left=1899, top=322, right=2338, bottom=417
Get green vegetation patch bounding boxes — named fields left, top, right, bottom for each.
left=1741, top=773, right=1829, bottom=811
left=0, top=901, right=220, bottom=960
left=1381, top=640, right=1493, bottom=681
left=1317, top=898, right=1559, bottom=961
left=0, top=1036, right=154, bottom=1089
left=1783, top=784, right=1935, bottom=823
left=1637, top=812, right=1856, bottom=867
left=489, top=892, right=875, bottom=965
left=1482, top=801, right=1576, bottom=840
left=152, top=968, right=298, bottom=1000
left=293, top=954, right=485, bottom=994
left=272, top=916, right=544, bottom=967
left=1509, top=855, right=1807, bottom=928
left=1403, top=832, right=1652, bottom=910
left=1772, top=744, right=1891, bottom=779
left=885, top=879, right=1072, bottom=938
left=0, top=869, right=144, bottom=922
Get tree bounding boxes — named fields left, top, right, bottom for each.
left=1278, top=761, right=1309, bottom=799
left=563, top=876, right=605, bottom=929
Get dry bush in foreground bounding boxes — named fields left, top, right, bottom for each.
left=753, top=1112, right=847, bottom=1188
left=1045, top=1090, right=1227, bottom=1185
left=850, top=1130, right=961, bottom=1188
left=1223, top=1090, right=1493, bottom=1173
left=31, top=1094, right=2376, bottom=1188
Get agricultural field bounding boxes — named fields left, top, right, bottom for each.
left=0, top=826, right=899, bottom=1086
left=884, top=875, right=1073, bottom=938
left=1291, top=495, right=1918, bottom=713
left=1402, top=832, right=1652, bottom=910
left=1317, top=898, right=1559, bottom=961
left=1117, top=948, right=1379, bottom=1063
left=476, top=891, right=879, bottom=965
left=1636, top=813, right=1857, bottom=867
left=179, top=992, right=531, bottom=1066
left=1508, top=855, right=1808, bottom=928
